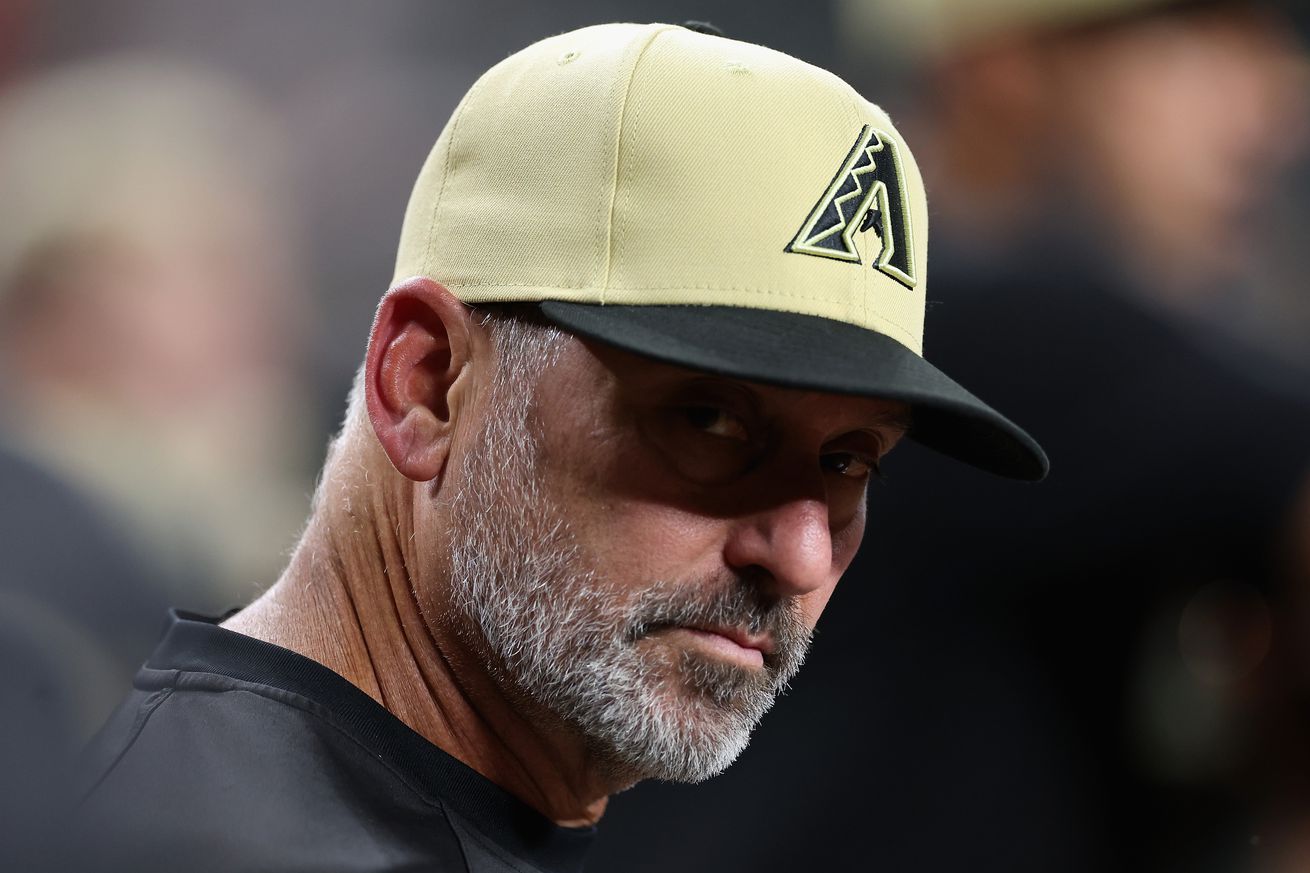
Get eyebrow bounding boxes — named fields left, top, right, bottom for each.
left=863, top=407, right=914, bottom=434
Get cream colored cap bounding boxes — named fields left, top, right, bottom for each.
left=395, top=22, right=928, bottom=354
left=392, top=23, right=1047, bottom=480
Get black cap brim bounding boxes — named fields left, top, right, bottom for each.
left=538, top=302, right=1049, bottom=481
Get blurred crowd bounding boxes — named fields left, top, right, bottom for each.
left=1, top=1, right=1309, bottom=871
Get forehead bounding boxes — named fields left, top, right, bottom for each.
left=542, top=332, right=912, bottom=435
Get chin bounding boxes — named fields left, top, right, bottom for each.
left=580, top=648, right=778, bottom=785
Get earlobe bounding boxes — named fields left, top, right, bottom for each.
left=364, top=277, right=475, bottom=482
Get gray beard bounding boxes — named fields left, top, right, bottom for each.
left=445, top=383, right=811, bottom=785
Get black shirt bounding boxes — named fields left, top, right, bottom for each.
left=78, top=612, right=595, bottom=873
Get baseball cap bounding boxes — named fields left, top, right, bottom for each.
left=393, top=22, right=1049, bottom=481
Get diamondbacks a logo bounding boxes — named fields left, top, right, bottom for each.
left=786, top=124, right=917, bottom=289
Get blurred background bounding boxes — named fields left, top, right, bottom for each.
left=1, top=1, right=1309, bottom=871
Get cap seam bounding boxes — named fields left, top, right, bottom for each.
left=445, top=280, right=921, bottom=341
left=601, top=24, right=676, bottom=304
left=423, top=78, right=486, bottom=277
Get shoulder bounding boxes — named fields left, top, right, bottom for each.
left=78, top=675, right=470, bottom=872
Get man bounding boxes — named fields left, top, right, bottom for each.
left=78, top=23, right=1045, bottom=873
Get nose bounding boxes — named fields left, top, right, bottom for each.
left=722, top=496, right=835, bottom=600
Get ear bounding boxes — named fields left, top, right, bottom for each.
left=364, top=277, right=480, bottom=482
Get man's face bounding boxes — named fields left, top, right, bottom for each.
left=442, top=328, right=907, bottom=784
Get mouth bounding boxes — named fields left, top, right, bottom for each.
left=688, top=624, right=774, bottom=655
left=646, top=624, right=774, bottom=670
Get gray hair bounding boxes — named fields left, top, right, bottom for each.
left=314, top=304, right=568, bottom=517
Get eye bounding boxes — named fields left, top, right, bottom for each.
left=683, top=405, right=750, bottom=442
left=636, top=385, right=764, bottom=485
left=821, top=451, right=882, bottom=481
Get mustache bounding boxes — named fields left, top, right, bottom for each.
left=624, top=577, right=812, bottom=675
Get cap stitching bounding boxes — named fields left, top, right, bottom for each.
left=445, top=280, right=920, bottom=339
left=602, top=25, right=675, bottom=304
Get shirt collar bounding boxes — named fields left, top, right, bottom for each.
left=146, top=610, right=596, bottom=873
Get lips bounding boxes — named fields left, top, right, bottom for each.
left=683, top=624, right=775, bottom=657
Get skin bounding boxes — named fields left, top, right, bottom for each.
left=226, top=277, right=908, bottom=826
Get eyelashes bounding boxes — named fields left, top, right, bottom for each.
left=681, top=404, right=885, bottom=483
left=821, top=451, right=883, bottom=482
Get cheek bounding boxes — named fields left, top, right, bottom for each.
left=796, top=503, right=867, bottom=627
left=563, top=491, right=732, bottom=588
left=832, top=499, right=867, bottom=570
left=536, top=409, right=734, bottom=587
left=796, top=584, right=840, bottom=631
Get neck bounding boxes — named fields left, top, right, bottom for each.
left=224, top=461, right=613, bottom=827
